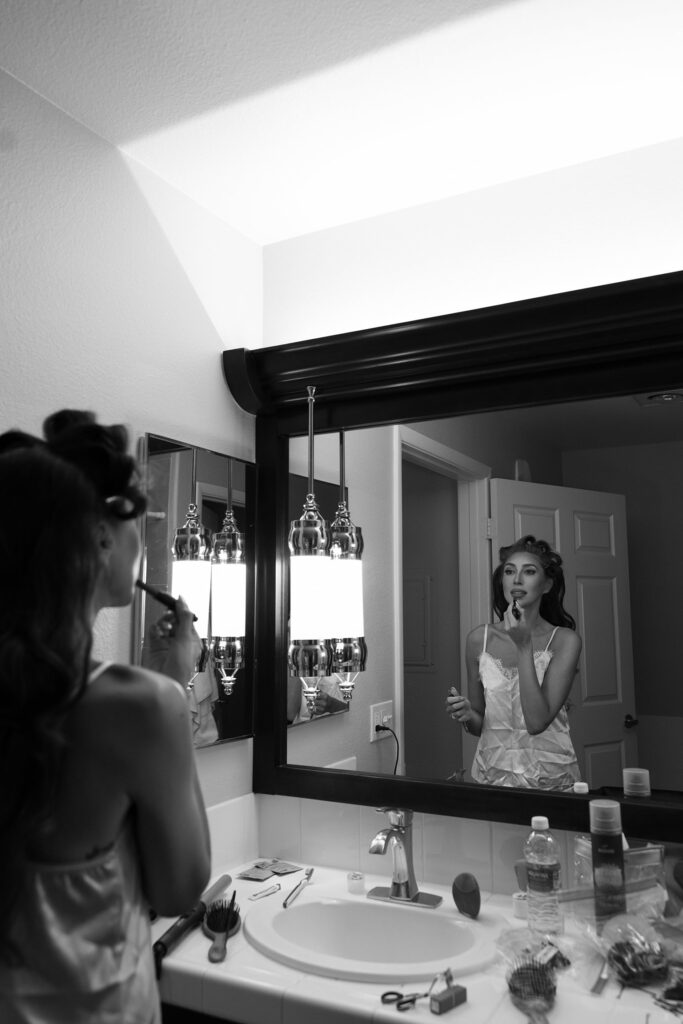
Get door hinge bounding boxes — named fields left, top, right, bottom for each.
left=485, top=517, right=495, bottom=539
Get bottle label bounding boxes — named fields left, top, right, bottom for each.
left=526, top=862, right=559, bottom=894
left=591, top=833, right=626, bottom=918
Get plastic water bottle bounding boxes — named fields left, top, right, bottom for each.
left=524, top=815, right=562, bottom=936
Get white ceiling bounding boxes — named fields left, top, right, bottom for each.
left=2, top=0, right=683, bottom=244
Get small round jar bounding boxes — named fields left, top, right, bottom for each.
left=346, top=871, right=365, bottom=894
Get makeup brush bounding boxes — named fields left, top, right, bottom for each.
left=204, top=891, right=239, bottom=963
left=511, top=599, right=521, bottom=621
left=136, top=579, right=197, bottom=621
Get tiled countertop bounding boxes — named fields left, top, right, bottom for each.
left=153, top=863, right=678, bottom=1024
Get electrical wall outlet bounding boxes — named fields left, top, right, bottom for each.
left=370, top=700, right=393, bottom=742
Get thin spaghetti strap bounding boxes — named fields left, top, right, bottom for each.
left=482, top=623, right=489, bottom=654
left=88, top=660, right=114, bottom=684
left=544, top=627, right=559, bottom=651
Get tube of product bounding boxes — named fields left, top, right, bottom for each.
left=589, top=800, right=627, bottom=924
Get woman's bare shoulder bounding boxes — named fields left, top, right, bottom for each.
left=82, top=663, right=187, bottom=727
left=550, top=626, right=582, bottom=655
left=465, top=624, right=487, bottom=649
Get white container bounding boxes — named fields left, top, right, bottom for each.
left=623, top=767, right=651, bottom=797
left=524, top=815, right=563, bottom=937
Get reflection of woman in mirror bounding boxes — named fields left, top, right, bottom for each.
left=446, top=535, right=582, bottom=790
left=0, top=411, right=210, bottom=1022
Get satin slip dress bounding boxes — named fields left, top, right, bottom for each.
left=470, top=625, right=580, bottom=791
left=0, top=662, right=160, bottom=1024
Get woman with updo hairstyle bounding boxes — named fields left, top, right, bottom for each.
left=0, top=411, right=210, bottom=1024
left=492, top=536, right=576, bottom=630
left=446, top=535, right=582, bottom=790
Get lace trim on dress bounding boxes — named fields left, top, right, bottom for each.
left=479, top=650, right=553, bottom=682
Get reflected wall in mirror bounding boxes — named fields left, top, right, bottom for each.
left=133, top=434, right=255, bottom=748
left=286, top=394, right=683, bottom=793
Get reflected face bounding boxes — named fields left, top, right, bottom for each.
left=501, top=552, right=551, bottom=611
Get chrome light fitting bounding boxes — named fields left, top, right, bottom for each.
left=171, top=448, right=211, bottom=679
left=329, top=431, right=367, bottom=701
left=210, top=458, right=246, bottom=696
left=288, top=386, right=335, bottom=714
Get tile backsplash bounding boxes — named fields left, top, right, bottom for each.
left=216, top=794, right=574, bottom=896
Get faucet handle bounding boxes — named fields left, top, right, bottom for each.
left=376, top=808, right=413, bottom=827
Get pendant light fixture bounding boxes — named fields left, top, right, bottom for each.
left=210, top=459, right=246, bottom=696
left=288, top=386, right=335, bottom=714
left=171, top=448, right=211, bottom=677
left=329, top=431, right=367, bottom=701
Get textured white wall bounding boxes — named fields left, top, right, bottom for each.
left=1, top=70, right=262, bottom=801
left=263, top=137, right=683, bottom=344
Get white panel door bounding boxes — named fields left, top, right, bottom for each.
left=489, top=479, right=637, bottom=788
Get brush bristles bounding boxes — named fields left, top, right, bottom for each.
left=507, top=959, right=556, bottom=1004
left=205, top=897, right=239, bottom=932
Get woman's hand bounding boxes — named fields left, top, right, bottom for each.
left=311, top=691, right=347, bottom=717
left=142, top=596, right=202, bottom=686
left=446, top=686, right=472, bottom=725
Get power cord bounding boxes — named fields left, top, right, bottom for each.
left=375, top=724, right=400, bottom=775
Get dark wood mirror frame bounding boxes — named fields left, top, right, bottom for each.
left=222, top=269, right=683, bottom=841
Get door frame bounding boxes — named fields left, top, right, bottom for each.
left=392, top=426, right=491, bottom=772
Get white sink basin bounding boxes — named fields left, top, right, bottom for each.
left=244, top=894, right=502, bottom=982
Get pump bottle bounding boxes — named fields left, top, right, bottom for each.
left=589, top=799, right=627, bottom=922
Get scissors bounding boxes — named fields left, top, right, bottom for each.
left=381, top=989, right=428, bottom=1011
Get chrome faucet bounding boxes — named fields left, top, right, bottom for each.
left=367, top=808, right=442, bottom=908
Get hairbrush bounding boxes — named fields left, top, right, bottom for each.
left=506, top=958, right=556, bottom=1024
left=136, top=579, right=197, bottom=622
left=203, top=891, right=240, bottom=963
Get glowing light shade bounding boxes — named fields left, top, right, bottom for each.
left=289, top=554, right=337, bottom=640
left=288, top=387, right=335, bottom=710
left=210, top=483, right=247, bottom=695
left=211, top=559, right=246, bottom=638
left=171, top=500, right=212, bottom=641
left=328, top=431, right=367, bottom=700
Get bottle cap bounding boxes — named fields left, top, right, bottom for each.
left=589, top=799, right=622, bottom=834
left=623, top=767, right=651, bottom=797
left=531, top=815, right=549, bottom=830
left=573, top=782, right=589, bottom=794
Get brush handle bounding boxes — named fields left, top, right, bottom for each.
left=208, top=930, right=228, bottom=963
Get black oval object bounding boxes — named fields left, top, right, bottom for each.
left=452, top=872, right=481, bottom=919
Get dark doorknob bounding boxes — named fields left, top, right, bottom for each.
left=624, top=714, right=639, bottom=729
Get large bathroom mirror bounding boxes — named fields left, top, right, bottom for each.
left=223, top=269, right=683, bottom=841
left=286, top=397, right=683, bottom=788
left=132, top=434, right=255, bottom=748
